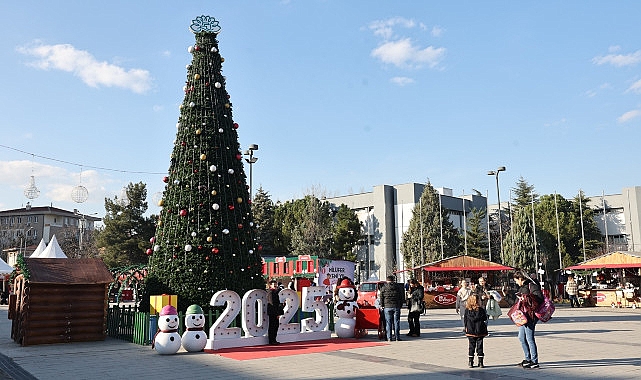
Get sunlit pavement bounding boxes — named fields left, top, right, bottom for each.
left=0, top=305, right=639, bottom=380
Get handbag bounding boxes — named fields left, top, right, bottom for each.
left=410, top=299, right=423, bottom=313
left=508, top=299, right=528, bottom=326
left=535, top=293, right=555, bottom=322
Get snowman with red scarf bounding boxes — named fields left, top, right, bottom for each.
left=182, top=304, right=207, bottom=352
left=334, top=278, right=358, bottom=338
left=153, top=305, right=182, bottom=354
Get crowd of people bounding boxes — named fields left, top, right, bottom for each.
left=266, top=269, right=546, bottom=369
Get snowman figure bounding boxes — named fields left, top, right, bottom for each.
left=153, top=305, right=182, bottom=354
left=182, top=304, right=207, bottom=352
left=334, top=278, right=358, bottom=338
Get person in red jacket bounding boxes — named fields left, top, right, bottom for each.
left=513, top=270, right=544, bottom=369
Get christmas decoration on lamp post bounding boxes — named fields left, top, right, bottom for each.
left=148, top=16, right=264, bottom=309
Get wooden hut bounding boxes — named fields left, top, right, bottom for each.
left=10, top=258, right=114, bottom=346
left=415, top=255, right=513, bottom=309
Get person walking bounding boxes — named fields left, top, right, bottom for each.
left=464, top=294, right=488, bottom=368
left=266, top=279, right=283, bottom=345
left=513, top=270, right=544, bottom=369
left=455, top=279, right=471, bottom=331
left=474, top=276, right=493, bottom=304
left=565, top=274, right=579, bottom=308
left=379, top=275, right=403, bottom=341
left=406, top=279, right=424, bottom=337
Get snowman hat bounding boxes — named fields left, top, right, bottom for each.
left=186, top=304, right=204, bottom=315
left=336, top=278, right=355, bottom=289
left=160, top=305, right=178, bottom=316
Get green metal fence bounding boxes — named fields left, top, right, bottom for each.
left=106, top=302, right=336, bottom=345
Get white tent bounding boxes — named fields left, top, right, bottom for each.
left=36, top=235, right=67, bottom=259
left=29, top=239, right=47, bottom=258
left=0, top=257, right=13, bottom=275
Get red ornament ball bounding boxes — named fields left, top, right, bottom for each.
left=179, top=209, right=188, bottom=217
left=146, top=248, right=153, bottom=256
left=236, top=153, right=242, bottom=160
left=212, top=247, right=220, bottom=254
left=194, top=45, right=200, bottom=51
left=163, top=176, right=169, bottom=183
left=238, top=223, right=243, bottom=229
left=181, top=141, right=186, bottom=146
left=233, top=123, right=239, bottom=129
left=228, top=205, right=235, bottom=210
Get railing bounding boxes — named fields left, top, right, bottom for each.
left=107, top=302, right=336, bottom=345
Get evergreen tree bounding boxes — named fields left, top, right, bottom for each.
left=572, top=191, right=603, bottom=260
left=502, top=207, right=537, bottom=270
left=330, top=204, right=362, bottom=261
left=466, top=207, right=488, bottom=259
left=401, top=183, right=461, bottom=268
left=148, top=18, right=264, bottom=310
left=290, top=196, right=332, bottom=257
left=511, top=176, right=538, bottom=210
left=251, top=186, right=277, bottom=255
left=97, top=182, right=155, bottom=268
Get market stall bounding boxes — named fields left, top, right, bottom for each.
left=415, top=256, right=513, bottom=309
left=567, top=251, right=641, bottom=308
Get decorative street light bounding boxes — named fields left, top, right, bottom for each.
left=243, top=144, right=258, bottom=200
left=488, top=166, right=506, bottom=262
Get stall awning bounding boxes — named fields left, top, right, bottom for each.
left=566, top=263, right=641, bottom=270
left=423, top=265, right=513, bottom=272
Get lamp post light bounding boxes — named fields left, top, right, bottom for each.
left=243, top=144, right=259, bottom=200
left=487, top=166, right=506, bottom=262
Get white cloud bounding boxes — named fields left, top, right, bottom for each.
left=371, top=38, right=445, bottom=69
left=390, top=76, right=415, bottom=86
left=627, top=79, right=641, bottom=94
left=608, top=45, right=621, bottom=53
left=592, top=49, right=641, bottom=67
left=617, top=109, right=641, bottom=123
left=18, top=42, right=152, bottom=93
left=368, top=17, right=416, bottom=40
left=431, top=26, right=444, bottom=37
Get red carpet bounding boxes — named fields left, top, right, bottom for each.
left=213, top=338, right=387, bottom=360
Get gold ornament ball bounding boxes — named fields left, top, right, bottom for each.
left=196, top=128, right=202, bottom=135
left=207, top=236, right=213, bottom=242
left=200, top=154, right=207, bottom=160
left=194, top=73, right=201, bottom=80
left=158, top=199, right=165, bottom=207
left=211, top=190, right=217, bottom=196
left=237, top=197, right=243, bottom=203
left=225, top=103, right=230, bottom=108
left=221, top=57, right=225, bottom=62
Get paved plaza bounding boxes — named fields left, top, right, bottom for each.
left=0, top=304, right=639, bottom=380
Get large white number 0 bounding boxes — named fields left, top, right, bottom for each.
left=241, top=289, right=268, bottom=337
left=210, top=290, right=241, bottom=339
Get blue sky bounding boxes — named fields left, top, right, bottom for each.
left=1, top=1, right=640, bottom=218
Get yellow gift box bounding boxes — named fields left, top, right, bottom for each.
left=150, top=294, right=178, bottom=315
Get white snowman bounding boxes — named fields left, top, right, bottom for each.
left=334, top=278, right=358, bottom=338
left=153, top=305, right=182, bottom=354
left=181, top=304, right=207, bottom=352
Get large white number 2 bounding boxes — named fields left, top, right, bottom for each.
left=209, top=290, right=241, bottom=339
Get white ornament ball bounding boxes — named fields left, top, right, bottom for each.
left=211, top=47, right=218, bottom=53
left=185, top=244, right=192, bottom=252
left=218, top=128, right=224, bottom=133
left=191, top=231, right=197, bottom=237
left=188, top=46, right=194, bottom=53
left=222, top=229, right=229, bottom=234
left=154, top=245, right=160, bottom=252
left=176, top=122, right=181, bottom=129
left=214, top=82, right=221, bottom=88
left=209, top=165, right=217, bottom=172
left=228, top=169, right=234, bottom=174
left=212, top=203, right=220, bottom=210
left=189, top=102, right=195, bottom=107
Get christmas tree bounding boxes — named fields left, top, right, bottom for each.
left=148, top=16, right=265, bottom=309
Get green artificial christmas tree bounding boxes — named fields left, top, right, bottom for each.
left=148, top=16, right=265, bottom=310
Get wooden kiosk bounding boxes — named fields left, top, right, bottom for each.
left=414, top=255, right=513, bottom=309
left=566, top=251, right=641, bottom=308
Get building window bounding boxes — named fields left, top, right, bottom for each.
left=33, top=216, right=38, bottom=223
left=17, top=216, right=22, bottom=224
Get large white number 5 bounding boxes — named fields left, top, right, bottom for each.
left=300, top=286, right=328, bottom=332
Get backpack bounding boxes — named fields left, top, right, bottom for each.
left=530, top=289, right=556, bottom=323
left=534, top=292, right=555, bottom=322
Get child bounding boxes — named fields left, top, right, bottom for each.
left=464, top=294, right=488, bottom=368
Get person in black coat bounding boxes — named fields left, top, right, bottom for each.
left=513, top=270, right=544, bottom=369
left=266, top=279, right=282, bottom=345
left=464, top=294, right=488, bottom=368
left=406, top=279, right=424, bottom=337
left=379, top=275, right=403, bottom=341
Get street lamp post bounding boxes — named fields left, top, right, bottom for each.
left=243, top=144, right=259, bottom=200
left=488, top=166, right=506, bottom=262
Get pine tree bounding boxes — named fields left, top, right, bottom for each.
left=148, top=17, right=264, bottom=310
left=401, top=183, right=461, bottom=268
left=511, top=176, right=538, bottom=210
left=502, top=207, right=537, bottom=271
left=251, top=186, right=277, bottom=255
left=466, top=207, right=489, bottom=259
left=330, top=204, right=362, bottom=261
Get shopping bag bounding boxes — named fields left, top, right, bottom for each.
left=508, top=299, right=528, bottom=326
left=535, top=294, right=555, bottom=322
